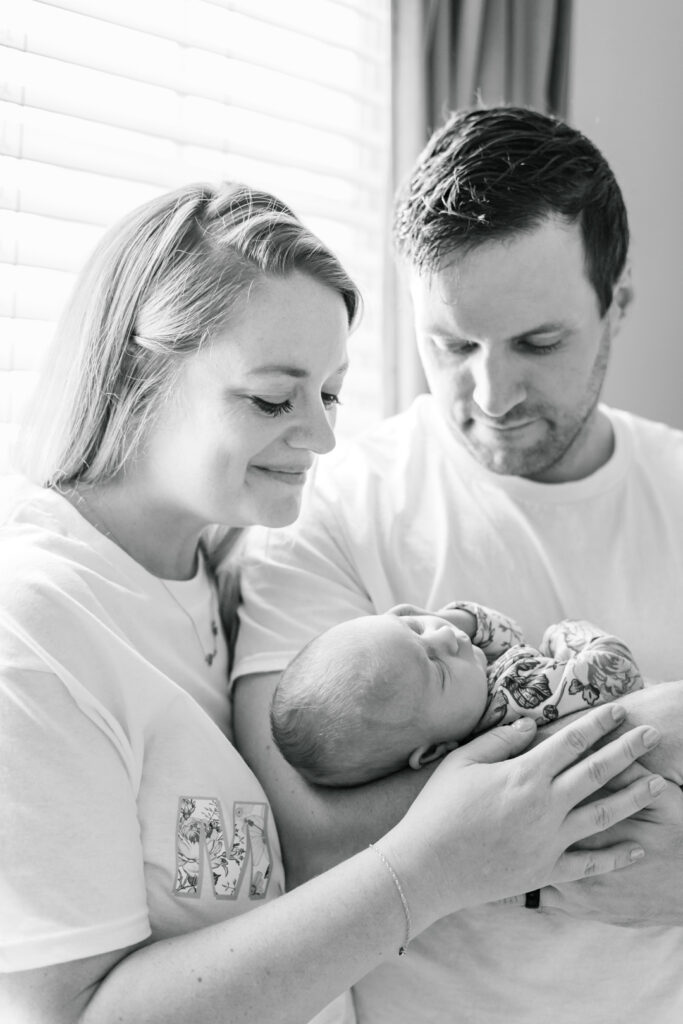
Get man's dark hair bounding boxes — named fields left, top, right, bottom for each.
left=393, top=106, right=629, bottom=315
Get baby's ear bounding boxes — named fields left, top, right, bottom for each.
left=408, top=740, right=459, bottom=770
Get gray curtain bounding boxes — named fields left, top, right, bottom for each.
left=386, top=0, right=573, bottom=411
left=427, top=0, right=572, bottom=127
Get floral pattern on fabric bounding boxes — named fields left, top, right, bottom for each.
left=174, top=797, right=272, bottom=900
left=445, top=601, right=524, bottom=661
left=475, top=616, right=644, bottom=733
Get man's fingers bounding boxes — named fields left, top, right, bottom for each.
left=564, top=773, right=667, bottom=844
left=551, top=842, right=646, bottom=884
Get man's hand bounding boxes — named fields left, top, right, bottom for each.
left=539, top=764, right=683, bottom=926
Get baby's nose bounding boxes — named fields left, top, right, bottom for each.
left=426, top=620, right=463, bottom=650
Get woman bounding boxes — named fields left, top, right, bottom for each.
left=0, top=182, right=665, bottom=1024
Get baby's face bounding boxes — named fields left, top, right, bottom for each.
left=360, top=609, right=490, bottom=742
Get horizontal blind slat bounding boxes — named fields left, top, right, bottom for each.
left=36, top=0, right=387, bottom=81
left=2, top=50, right=384, bottom=169
left=1, top=11, right=387, bottom=122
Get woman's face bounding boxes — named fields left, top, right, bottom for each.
left=135, top=270, right=350, bottom=532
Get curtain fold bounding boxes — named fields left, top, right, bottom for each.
left=387, top=0, right=573, bottom=411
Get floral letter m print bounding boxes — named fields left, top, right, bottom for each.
left=174, top=797, right=272, bottom=900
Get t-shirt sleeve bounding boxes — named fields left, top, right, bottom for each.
left=231, top=482, right=375, bottom=682
left=0, top=640, right=150, bottom=971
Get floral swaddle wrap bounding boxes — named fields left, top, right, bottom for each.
left=444, top=601, right=643, bottom=734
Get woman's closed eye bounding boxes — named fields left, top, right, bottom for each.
left=249, top=392, right=341, bottom=417
left=249, top=396, right=294, bottom=417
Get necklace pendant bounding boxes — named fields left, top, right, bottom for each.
left=206, top=652, right=215, bottom=666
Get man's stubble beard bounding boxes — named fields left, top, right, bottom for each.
left=451, top=325, right=613, bottom=480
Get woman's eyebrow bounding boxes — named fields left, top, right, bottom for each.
left=247, top=360, right=349, bottom=378
left=247, top=364, right=310, bottom=378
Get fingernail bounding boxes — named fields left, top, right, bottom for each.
left=649, top=776, right=667, bottom=795
left=642, top=728, right=660, bottom=748
left=629, top=847, right=645, bottom=862
left=512, top=717, right=534, bottom=730
left=611, top=705, right=626, bottom=722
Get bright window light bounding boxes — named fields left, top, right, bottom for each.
left=0, top=0, right=392, bottom=471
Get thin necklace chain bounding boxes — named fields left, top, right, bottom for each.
left=64, top=485, right=219, bottom=667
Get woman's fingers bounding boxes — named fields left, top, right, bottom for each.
left=444, top=717, right=537, bottom=767
left=564, top=772, right=666, bottom=845
left=556, top=723, right=661, bottom=806
left=552, top=841, right=646, bottom=884
left=528, top=704, right=644, bottom=778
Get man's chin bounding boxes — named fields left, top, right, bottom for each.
left=461, top=434, right=556, bottom=478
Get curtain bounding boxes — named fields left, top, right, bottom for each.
left=387, top=0, right=573, bottom=411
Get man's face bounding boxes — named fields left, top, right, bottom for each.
left=409, top=217, right=629, bottom=482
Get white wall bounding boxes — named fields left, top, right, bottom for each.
left=569, top=0, right=683, bottom=427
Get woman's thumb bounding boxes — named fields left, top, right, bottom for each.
left=460, top=717, right=537, bottom=764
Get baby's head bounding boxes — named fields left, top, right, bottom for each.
left=270, top=607, right=489, bottom=787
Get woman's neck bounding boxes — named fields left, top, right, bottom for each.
left=64, top=480, right=204, bottom=580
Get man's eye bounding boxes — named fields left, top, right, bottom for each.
left=433, top=339, right=477, bottom=356
left=322, top=392, right=341, bottom=409
left=249, top=396, right=294, bottom=417
left=520, top=338, right=563, bottom=354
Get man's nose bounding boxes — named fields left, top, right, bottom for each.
left=470, top=351, right=526, bottom=418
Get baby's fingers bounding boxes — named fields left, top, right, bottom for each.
left=564, top=772, right=667, bottom=845
left=551, top=841, right=646, bottom=885
left=556, top=723, right=661, bottom=805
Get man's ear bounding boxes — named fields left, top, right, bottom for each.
left=609, top=262, right=634, bottom=334
left=408, top=740, right=459, bottom=770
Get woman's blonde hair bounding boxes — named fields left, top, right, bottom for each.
left=19, top=182, right=361, bottom=487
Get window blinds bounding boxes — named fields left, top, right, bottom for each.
left=0, top=0, right=391, bottom=471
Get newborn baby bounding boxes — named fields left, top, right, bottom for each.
left=270, top=602, right=643, bottom=786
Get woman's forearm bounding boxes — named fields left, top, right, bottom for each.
left=232, top=670, right=435, bottom=886
left=83, top=847, right=408, bottom=1024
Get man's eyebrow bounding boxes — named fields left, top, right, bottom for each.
left=247, top=361, right=349, bottom=378
left=426, top=321, right=568, bottom=343
left=509, top=321, right=567, bottom=341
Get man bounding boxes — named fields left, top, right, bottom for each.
left=232, top=108, right=683, bottom=1023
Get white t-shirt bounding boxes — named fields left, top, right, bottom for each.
left=233, top=396, right=683, bottom=1024
left=0, top=480, right=287, bottom=971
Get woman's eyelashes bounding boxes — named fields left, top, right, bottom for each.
left=249, top=396, right=294, bottom=417
left=249, top=392, right=341, bottom=417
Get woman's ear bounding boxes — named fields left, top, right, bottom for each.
left=408, top=740, right=459, bottom=770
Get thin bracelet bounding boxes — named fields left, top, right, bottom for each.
left=525, top=889, right=541, bottom=909
left=369, top=844, right=412, bottom=955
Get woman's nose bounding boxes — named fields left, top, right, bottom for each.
left=288, top=403, right=336, bottom=455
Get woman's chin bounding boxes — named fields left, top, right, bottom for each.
left=256, top=499, right=303, bottom=529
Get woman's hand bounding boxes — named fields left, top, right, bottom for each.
left=379, top=704, right=665, bottom=935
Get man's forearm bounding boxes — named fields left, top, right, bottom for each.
left=610, top=680, right=683, bottom=784
left=232, top=671, right=435, bottom=887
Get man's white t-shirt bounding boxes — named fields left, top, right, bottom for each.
left=233, top=396, right=683, bottom=1024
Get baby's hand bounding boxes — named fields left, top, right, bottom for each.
left=435, top=603, right=478, bottom=638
